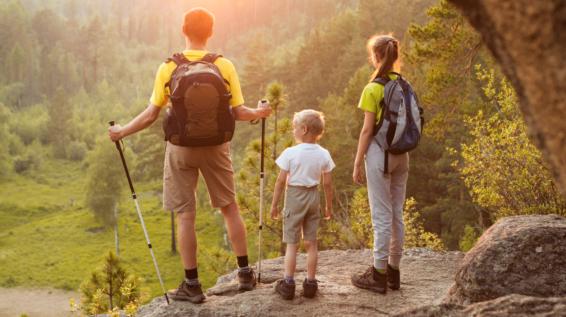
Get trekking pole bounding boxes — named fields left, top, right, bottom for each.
left=257, top=99, right=268, bottom=283
left=108, top=121, right=170, bottom=305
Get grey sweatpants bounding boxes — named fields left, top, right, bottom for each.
left=365, top=141, right=409, bottom=270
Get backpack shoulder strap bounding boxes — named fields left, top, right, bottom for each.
left=373, top=76, right=390, bottom=86
left=201, top=53, right=222, bottom=64
left=201, top=53, right=230, bottom=86
left=166, top=53, right=190, bottom=65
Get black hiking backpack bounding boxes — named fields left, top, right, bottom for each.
left=373, top=72, right=424, bottom=174
left=162, top=53, right=235, bottom=147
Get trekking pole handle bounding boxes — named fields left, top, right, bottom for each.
left=109, top=120, right=136, bottom=196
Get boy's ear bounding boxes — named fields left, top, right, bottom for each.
left=302, top=125, right=308, bottom=135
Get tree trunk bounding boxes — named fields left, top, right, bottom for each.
left=449, top=0, right=566, bottom=196
left=114, top=205, right=119, bottom=256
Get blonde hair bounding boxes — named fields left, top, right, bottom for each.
left=293, top=109, right=325, bottom=138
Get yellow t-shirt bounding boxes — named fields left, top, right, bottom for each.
left=357, top=73, right=399, bottom=122
left=149, top=50, right=244, bottom=108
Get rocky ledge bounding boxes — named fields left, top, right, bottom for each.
left=137, top=248, right=463, bottom=317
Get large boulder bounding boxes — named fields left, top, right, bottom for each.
left=448, top=0, right=566, bottom=195
left=395, top=294, right=566, bottom=317
left=137, top=249, right=463, bottom=317
left=444, top=214, right=566, bottom=305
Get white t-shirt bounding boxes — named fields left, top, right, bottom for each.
left=275, top=143, right=335, bottom=187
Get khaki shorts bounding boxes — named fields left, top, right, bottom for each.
left=163, top=142, right=236, bottom=213
left=283, top=186, right=321, bottom=244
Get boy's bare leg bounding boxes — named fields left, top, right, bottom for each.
left=284, top=243, right=299, bottom=278
left=177, top=211, right=198, bottom=269
left=220, top=201, right=248, bottom=256
left=304, top=240, right=318, bottom=280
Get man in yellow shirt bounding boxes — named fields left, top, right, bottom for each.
left=108, top=8, right=271, bottom=303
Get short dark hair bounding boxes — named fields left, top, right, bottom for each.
left=182, top=8, right=214, bottom=43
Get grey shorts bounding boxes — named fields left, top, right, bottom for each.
left=282, top=186, right=321, bottom=244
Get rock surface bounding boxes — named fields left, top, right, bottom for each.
left=448, top=0, right=566, bottom=195
left=395, top=294, right=566, bottom=317
left=137, top=249, right=463, bottom=317
left=444, top=214, right=566, bottom=305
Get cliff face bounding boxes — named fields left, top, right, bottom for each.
left=137, top=249, right=464, bottom=317
left=448, top=0, right=566, bottom=195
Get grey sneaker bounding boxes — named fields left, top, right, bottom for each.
left=351, top=266, right=387, bottom=294
left=275, top=279, right=296, bottom=300
left=167, top=280, right=205, bottom=303
left=301, top=279, right=318, bottom=298
left=238, top=267, right=257, bottom=291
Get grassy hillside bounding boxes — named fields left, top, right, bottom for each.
left=0, top=158, right=238, bottom=299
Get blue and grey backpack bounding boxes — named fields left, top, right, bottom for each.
left=373, top=72, right=424, bottom=174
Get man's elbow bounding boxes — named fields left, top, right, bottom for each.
left=146, top=106, right=161, bottom=124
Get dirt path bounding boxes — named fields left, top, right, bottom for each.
left=0, top=287, right=79, bottom=317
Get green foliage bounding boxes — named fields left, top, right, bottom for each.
left=320, top=66, right=370, bottom=207
left=349, top=190, right=445, bottom=251
left=67, top=140, right=88, bottom=161
left=8, top=104, right=49, bottom=145
left=13, top=140, right=44, bottom=174
left=460, top=66, right=566, bottom=220
left=348, top=187, right=372, bottom=248
left=459, top=225, right=480, bottom=252
left=0, top=103, right=14, bottom=177
left=79, top=251, right=143, bottom=316
left=403, top=198, right=445, bottom=251
left=85, top=138, right=124, bottom=227
left=47, top=89, right=74, bottom=159
left=403, top=0, right=491, bottom=248
left=238, top=83, right=294, bottom=258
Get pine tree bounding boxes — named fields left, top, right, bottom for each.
left=80, top=252, right=142, bottom=315
left=237, top=83, right=294, bottom=257
left=403, top=0, right=488, bottom=248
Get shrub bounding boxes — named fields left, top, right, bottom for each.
left=404, top=198, right=446, bottom=251
left=459, top=225, right=480, bottom=252
left=67, top=140, right=87, bottom=161
left=79, top=252, right=143, bottom=316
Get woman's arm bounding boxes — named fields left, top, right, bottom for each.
left=322, top=171, right=333, bottom=220
left=353, top=111, right=377, bottom=184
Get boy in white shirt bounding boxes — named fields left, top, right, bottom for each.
left=270, top=109, right=335, bottom=300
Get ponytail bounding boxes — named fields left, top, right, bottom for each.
left=367, top=35, right=399, bottom=81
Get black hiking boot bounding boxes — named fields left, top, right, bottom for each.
left=275, top=279, right=296, bottom=300
left=301, top=278, right=318, bottom=298
left=167, top=280, right=205, bottom=303
left=351, top=266, right=387, bottom=294
left=238, top=267, right=257, bottom=291
left=387, top=264, right=400, bottom=290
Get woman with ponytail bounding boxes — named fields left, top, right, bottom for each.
left=350, top=35, right=409, bottom=294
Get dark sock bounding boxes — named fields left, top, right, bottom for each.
left=237, top=255, right=249, bottom=268
left=185, top=268, right=198, bottom=280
